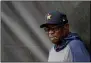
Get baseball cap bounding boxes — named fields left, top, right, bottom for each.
left=40, top=11, right=68, bottom=28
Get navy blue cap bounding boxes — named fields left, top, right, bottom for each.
left=40, top=11, right=68, bottom=28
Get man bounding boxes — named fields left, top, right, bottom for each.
left=40, top=11, right=90, bottom=62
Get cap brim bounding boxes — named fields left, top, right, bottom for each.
left=40, top=23, right=54, bottom=28
left=40, top=23, right=61, bottom=28
left=40, top=24, right=47, bottom=28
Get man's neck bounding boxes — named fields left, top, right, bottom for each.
left=55, top=32, right=70, bottom=46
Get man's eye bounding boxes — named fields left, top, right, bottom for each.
left=44, top=28, right=49, bottom=31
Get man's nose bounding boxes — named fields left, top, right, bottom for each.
left=49, top=30, right=54, bottom=34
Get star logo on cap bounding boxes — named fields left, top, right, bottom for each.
left=63, top=19, right=65, bottom=21
left=47, top=14, right=52, bottom=20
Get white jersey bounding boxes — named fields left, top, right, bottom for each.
left=48, top=40, right=90, bottom=62
left=48, top=44, right=72, bottom=62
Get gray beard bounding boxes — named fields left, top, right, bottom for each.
left=50, top=37, right=58, bottom=40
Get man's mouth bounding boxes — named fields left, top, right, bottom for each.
left=50, top=37, right=58, bottom=40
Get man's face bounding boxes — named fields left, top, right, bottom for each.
left=44, top=24, right=64, bottom=44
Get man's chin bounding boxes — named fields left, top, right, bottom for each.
left=51, top=39, right=59, bottom=44
left=49, top=37, right=60, bottom=44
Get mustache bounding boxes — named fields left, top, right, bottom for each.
left=49, top=37, right=58, bottom=40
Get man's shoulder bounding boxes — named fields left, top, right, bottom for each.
left=68, top=39, right=90, bottom=61
left=68, top=39, right=85, bottom=52
left=68, top=39, right=83, bottom=47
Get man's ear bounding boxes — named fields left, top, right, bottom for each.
left=64, top=23, right=69, bottom=30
